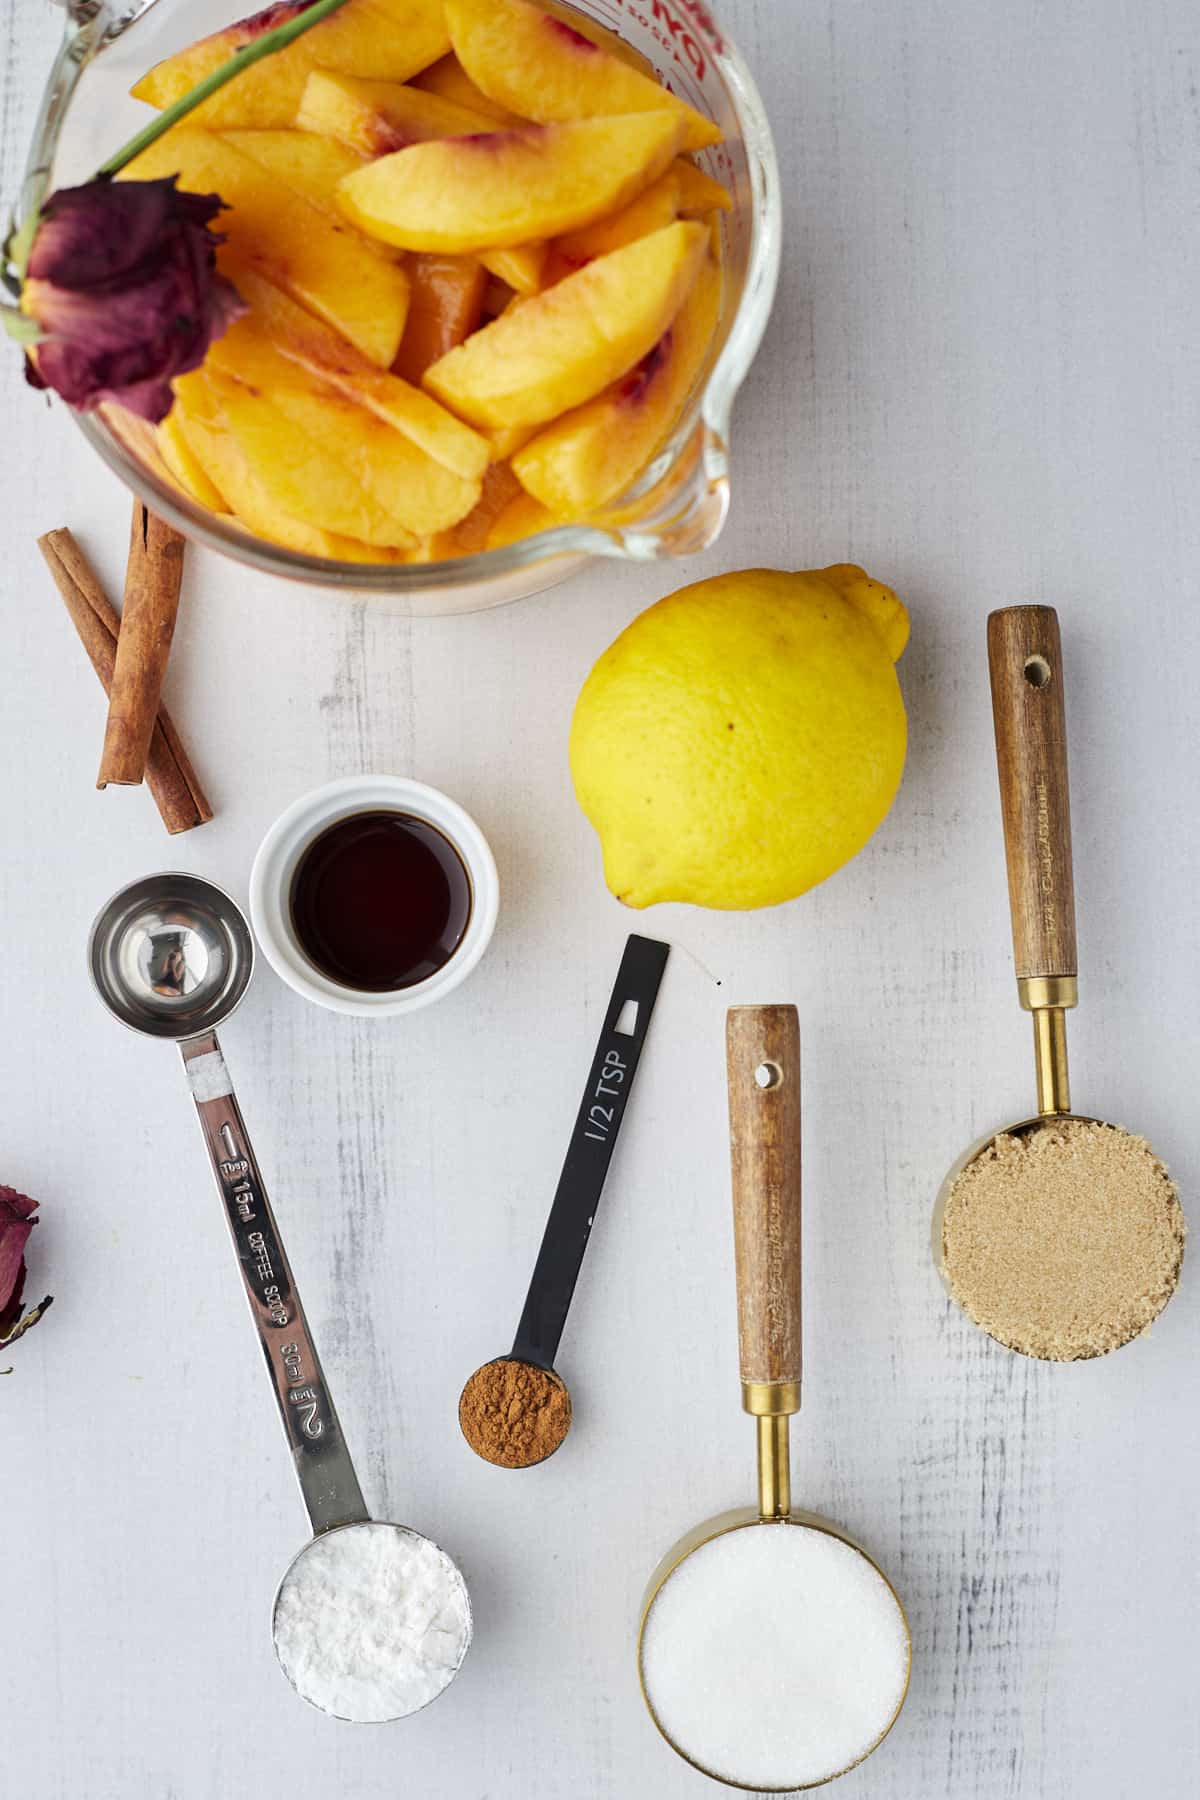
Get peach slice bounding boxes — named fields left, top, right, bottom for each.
left=424, top=219, right=707, bottom=428
left=425, top=460, right=526, bottom=556
left=512, top=249, right=721, bottom=514
left=394, top=255, right=488, bottom=382
left=206, top=319, right=481, bottom=535
left=296, top=69, right=492, bottom=155
left=674, top=159, right=733, bottom=215
left=412, top=54, right=526, bottom=126
left=444, top=0, right=720, bottom=152
left=232, top=270, right=489, bottom=480
left=175, top=368, right=418, bottom=549
left=157, top=408, right=229, bottom=510
left=336, top=112, right=685, bottom=252
left=486, top=490, right=558, bottom=548
left=123, top=129, right=409, bottom=366
left=478, top=244, right=547, bottom=296
left=131, top=0, right=451, bottom=129
left=547, top=166, right=682, bottom=278
left=538, top=1, right=655, bottom=75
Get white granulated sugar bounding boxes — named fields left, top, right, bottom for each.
left=272, top=1521, right=471, bottom=1723
left=640, top=1522, right=909, bottom=1789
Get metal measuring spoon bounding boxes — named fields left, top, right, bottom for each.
left=458, top=934, right=669, bottom=1468
left=88, top=872, right=471, bottom=1719
left=638, top=1008, right=910, bottom=1791
left=933, top=608, right=1184, bottom=1358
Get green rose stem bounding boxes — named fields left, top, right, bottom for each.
left=4, top=0, right=353, bottom=309
left=98, top=0, right=354, bottom=177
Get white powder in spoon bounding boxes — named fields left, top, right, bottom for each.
left=272, top=1521, right=472, bottom=1722
left=640, top=1521, right=910, bottom=1789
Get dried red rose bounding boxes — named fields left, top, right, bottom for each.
left=22, top=175, right=246, bottom=423
left=1, top=1185, right=52, bottom=1351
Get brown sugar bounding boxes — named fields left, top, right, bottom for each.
left=941, top=1118, right=1185, bottom=1360
left=458, top=1357, right=572, bottom=1468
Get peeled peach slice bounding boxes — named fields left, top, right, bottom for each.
left=512, top=250, right=721, bottom=514
left=425, top=461, right=526, bottom=556
left=157, top=408, right=229, bottom=510
left=123, top=129, right=409, bottom=367
left=478, top=245, right=547, bottom=296
left=424, top=219, right=707, bottom=428
left=131, top=0, right=451, bottom=129
left=486, top=490, right=558, bottom=549
left=394, top=255, right=488, bottom=382
left=175, top=367, right=419, bottom=549
left=206, top=319, right=481, bottom=536
left=412, top=54, right=526, bottom=126
left=674, top=160, right=733, bottom=216
left=548, top=166, right=682, bottom=278
left=337, top=112, right=685, bottom=252
left=444, top=0, right=720, bottom=151
left=232, top=271, right=490, bottom=480
left=296, top=69, right=493, bottom=155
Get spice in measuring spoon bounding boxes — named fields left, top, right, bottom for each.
left=638, top=1007, right=910, bottom=1792
left=88, top=873, right=472, bottom=1721
left=459, top=934, right=670, bottom=1468
left=935, top=608, right=1185, bottom=1359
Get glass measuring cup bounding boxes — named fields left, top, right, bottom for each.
left=637, top=1007, right=911, bottom=1792
left=933, top=608, right=1184, bottom=1359
left=87, top=871, right=472, bottom=1718
left=21, top=0, right=781, bottom=615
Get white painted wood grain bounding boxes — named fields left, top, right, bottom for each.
left=2, top=1, right=1199, bottom=1796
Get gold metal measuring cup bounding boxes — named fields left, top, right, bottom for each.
left=637, top=1006, right=911, bottom=1792
left=933, top=606, right=1184, bottom=1357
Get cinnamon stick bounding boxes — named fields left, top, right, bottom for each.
left=97, top=501, right=187, bottom=787
left=38, top=528, right=212, bottom=835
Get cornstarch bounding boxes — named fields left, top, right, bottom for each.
left=273, top=1521, right=471, bottom=1722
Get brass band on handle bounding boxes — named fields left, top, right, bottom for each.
left=987, top=607, right=1079, bottom=988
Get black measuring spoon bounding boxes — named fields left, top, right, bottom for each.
left=459, top=934, right=669, bottom=1468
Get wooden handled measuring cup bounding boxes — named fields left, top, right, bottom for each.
left=934, top=607, right=1184, bottom=1360
left=637, top=1007, right=910, bottom=1792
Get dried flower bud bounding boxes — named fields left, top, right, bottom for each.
left=0, top=1185, right=52, bottom=1352
left=22, top=175, right=246, bottom=422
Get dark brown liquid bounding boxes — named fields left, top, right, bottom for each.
left=290, top=810, right=472, bottom=992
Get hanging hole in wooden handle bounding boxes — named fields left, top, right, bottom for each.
left=1024, top=654, right=1053, bottom=688
left=754, top=1061, right=783, bottom=1089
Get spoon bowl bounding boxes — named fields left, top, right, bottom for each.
left=88, top=870, right=253, bottom=1038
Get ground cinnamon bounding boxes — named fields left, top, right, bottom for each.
left=458, top=1357, right=572, bottom=1468
left=38, top=528, right=212, bottom=835
left=97, top=501, right=186, bottom=788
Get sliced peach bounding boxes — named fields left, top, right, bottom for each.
left=158, top=407, right=229, bottom=510
left=480, top=275, right=518, bottom=319
left=538, top=1, right=655, bottom=75
left=123, top=129, right=409, bottom=366
left=424, top=219, right=707, bottom=428
left=412, top=54, right=526, bottom=126
left=296, top=69, right=492, bottom=155
left=444, top=0, right=720, bottom=151
left=232, top=270, right=489, bottom=480
left=131, top=0, right=451, bottom=129
left=425, top=461, right=526, bottom=556
left=547, top=166, right=682, bottom=279
left=337, top=112, right=685, bottom=252
left=175, top=368, right=418, bottom=550
left=512, top=250, right=721, bottom=515
left=394, top=255, right=487, bottom=382
left=483, top=421, right=538, bottom=461
left=206, top=319, right=481, bottom=535
left=478, top=244, right=547, bottom=295
left=674, top=159, right=732, bottom=215
left=486, top=490, right=558, bottom=549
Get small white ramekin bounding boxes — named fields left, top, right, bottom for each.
left=249, top=775, right=499, bottom=1018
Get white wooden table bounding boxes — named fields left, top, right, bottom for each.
left=3, top=2, right=1198, bottom=1795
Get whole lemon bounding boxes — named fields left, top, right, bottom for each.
left=569, top=566, right=909, bottom=909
